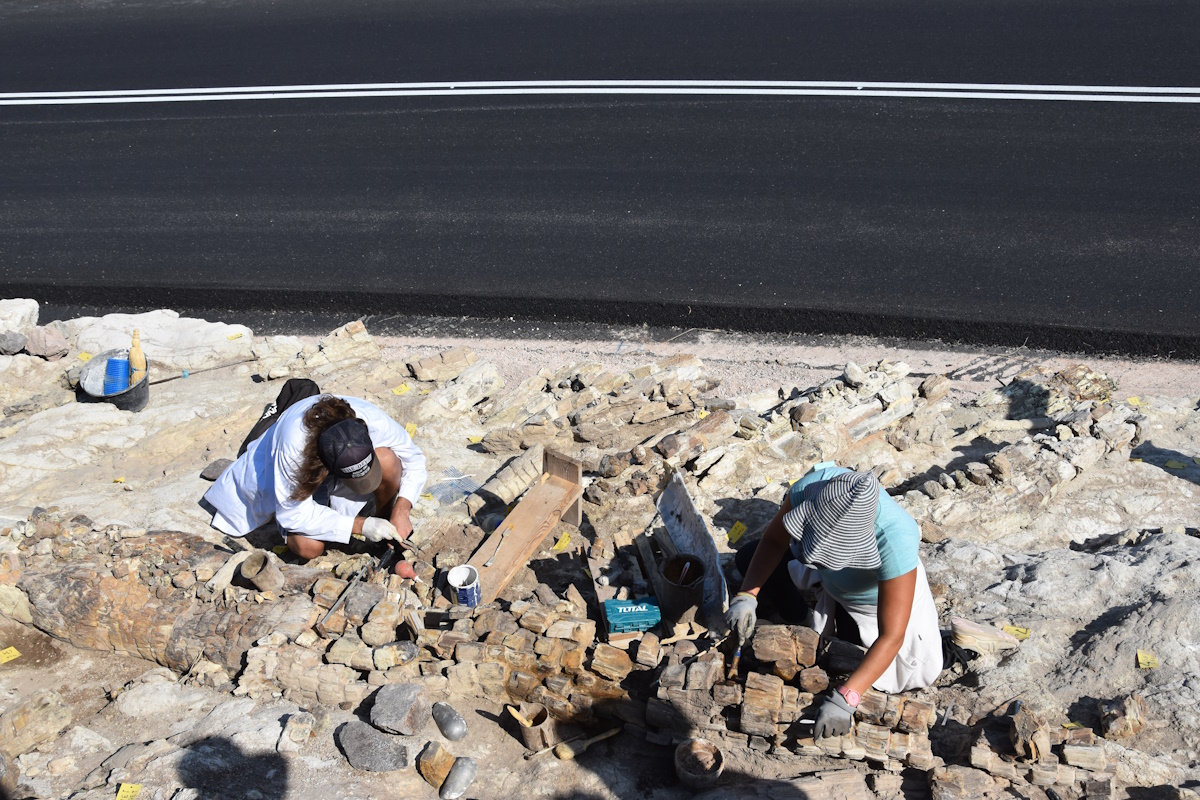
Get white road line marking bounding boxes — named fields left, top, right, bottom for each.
left=3, top=80, right=1200, bottom=106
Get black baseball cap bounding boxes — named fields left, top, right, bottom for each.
left=318, top=418, right=382, bottom=494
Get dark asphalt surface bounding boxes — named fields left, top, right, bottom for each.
left=2, top=1, right=1199, bottom=355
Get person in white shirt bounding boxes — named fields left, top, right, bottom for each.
left=204, top=395, right=427, bottom=563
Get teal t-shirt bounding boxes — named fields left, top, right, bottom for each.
left=788, top=462, right=919, bottom=606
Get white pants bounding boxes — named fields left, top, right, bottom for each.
left=788, top=559, right=942, bottom=693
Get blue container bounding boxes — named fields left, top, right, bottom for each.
left=447, top=565, right=482, bottom=608
left=103, top=357, right=130, bottom=395
left=603, top=597, right=662, bottom=634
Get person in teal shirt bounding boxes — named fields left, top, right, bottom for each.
left=727, top=462, right=944, bottom=739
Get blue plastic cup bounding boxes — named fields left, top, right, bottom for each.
left=104, top=357, right=130, bottom=395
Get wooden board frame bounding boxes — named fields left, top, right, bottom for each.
left=467, top=448, right=583, bottom=604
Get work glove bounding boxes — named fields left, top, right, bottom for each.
left=725, top=592, right=758, bottom=644
left=814, top=690, right=857, bottom=740
left=362, top=517, right=400, bottom=543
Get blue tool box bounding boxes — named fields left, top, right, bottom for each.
left=602, top=597, right=662, bottom=633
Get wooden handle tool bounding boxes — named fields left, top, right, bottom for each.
left=553, top=727, right=621, bottom=760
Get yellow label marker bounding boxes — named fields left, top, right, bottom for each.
left=1165, top=459, right=1188, bottom=469
left=419, top=388, right=431, bottom=395
left=727, top=521, right=748, bottom=545
left=551, top=532, right=571, bottom=553
left=1137, top=649, right=1159, bottom=669
left=77, top=351, right=93, bottom=361
left=1002, top=625, right=1031, bottom=641
left=1062, top=721, right=1084, bottom=730
left=0, top=647, right=20, bottom=664
left=468, top=435, right=483, bottom=444
left=1129, top=457, right=1143, bottom=463
left=405, top=423, right=417, bottom=438
left=116, top=784, right=142, bottom=800
left=420, top=492, right=434, bottom=500
left=226, top=332, right=243, bottom=341
left=391, top=383, right=411, bottom=396
left=113, top=477, right=126, bottom=484
left=272, top=545, right=289, bottom=556
left=697, top=409, right=709, bottom=419
left=1126, top=396, right=1142, bottom=406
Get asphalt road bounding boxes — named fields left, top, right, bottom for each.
left=1, top=1, right=1198, bottom=355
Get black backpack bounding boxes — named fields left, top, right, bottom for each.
left=237, top=378, right=321, bottom=456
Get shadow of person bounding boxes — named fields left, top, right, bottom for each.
left=1131, top=440, right=1200, bottom=489
left=177, top=736, right=289, bottom=800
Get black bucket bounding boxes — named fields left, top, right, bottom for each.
left=77, top=348, right=151, bottom=412
left=660, top=554, right=705, bottom=626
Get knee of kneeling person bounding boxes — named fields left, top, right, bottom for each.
left=287, top=534, right=325, bottom=559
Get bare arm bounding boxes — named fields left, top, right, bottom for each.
left=842, top=568, right=916, bottom=696
left=738, top=494, right=794, bottom=597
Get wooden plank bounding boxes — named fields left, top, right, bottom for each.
left=544, top=448, right=583, bottom=527
left=632, top=533, right=667, bottom=603
left=467, top=474, right=583, bottom=604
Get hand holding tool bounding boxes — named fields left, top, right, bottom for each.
left=362, top=517, right=400, bottom=543
left=814, top=690, right=856, bottom=739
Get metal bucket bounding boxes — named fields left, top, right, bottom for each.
left=517, top=702, right=559, bottom=750
left=77, top=348, right=150, bottom=412
left=660, top=554, right=705, bottom=626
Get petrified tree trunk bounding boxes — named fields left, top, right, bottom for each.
left=9, top=525, right=317, bottom=673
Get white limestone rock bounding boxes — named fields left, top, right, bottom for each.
left=69, top=310, right=254, bottom=371
left=0, top=299, right=38, bottom=335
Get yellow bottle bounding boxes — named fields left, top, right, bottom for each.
left=128, top=329, right=147, bottom=386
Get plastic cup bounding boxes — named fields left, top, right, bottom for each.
left=104, top=357, right=130, bottom=395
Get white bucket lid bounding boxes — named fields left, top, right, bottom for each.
left=447, top=565, right=478, bottom=589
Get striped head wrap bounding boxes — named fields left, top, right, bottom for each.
left=783, top=470, right=882, bottom=571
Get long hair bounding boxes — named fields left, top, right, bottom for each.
left=290, top=395, right=358, bottom=501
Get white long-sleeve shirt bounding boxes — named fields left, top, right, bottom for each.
left=205, top=395, right=427, bottom=543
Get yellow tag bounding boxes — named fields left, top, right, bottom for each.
left=1003, top=625, right=1031, bottom=640
left=226, top=332, right=243, bottom=341
left=116, top=784, right=142, bottom=800
left=405, top=423, right=417, bottom=438
left=273, top=545, right=288, bottom=556
left=727, top=521, right=747, bottom=545
left=77, top=351, right=93, bottom=361
left=1137, top=649, right=1159, bottom=669
left=419, top=389, right=431, bottom=395
left=697, top=409, right=709, bottom=419
left=113, top=477, right=126, bottom=484
left=391, top=383, right=411, bottom=396
left=789, top=477, right=801, bottom=485
left=468, top=435, right=483, bottom=444
left=1129, top=457, right=1143, bottom=463
left=1165, top=459, right=1187, bottom=469
left=551, top=532, right=571, bottom=553
left=0, top=647, right=20, bottom=663
left=1127, top=396, right=1142, bottom=406
left=421, top=492, right=434, bottom=500
left=1062, top=721, right=1084, bottom=730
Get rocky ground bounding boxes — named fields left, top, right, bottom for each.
left=0, top=298, right=1198, bottom=800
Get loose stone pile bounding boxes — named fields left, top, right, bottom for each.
left=1, top=303, right=1199, bottom=798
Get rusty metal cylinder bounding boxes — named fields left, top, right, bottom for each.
left=240, top=550, right=285, bottom=593
left=660, top=554, right=705, bottom=626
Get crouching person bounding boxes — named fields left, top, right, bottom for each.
left=726, top=461, right=943, bottom=740
left=204, top=394, right=427, bottom=567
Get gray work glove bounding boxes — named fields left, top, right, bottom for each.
left=725, top=592, right=758, bottom=644
left=814, top=691, right=856, bottom=740
left=362, top=517, right=400, bottom=543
